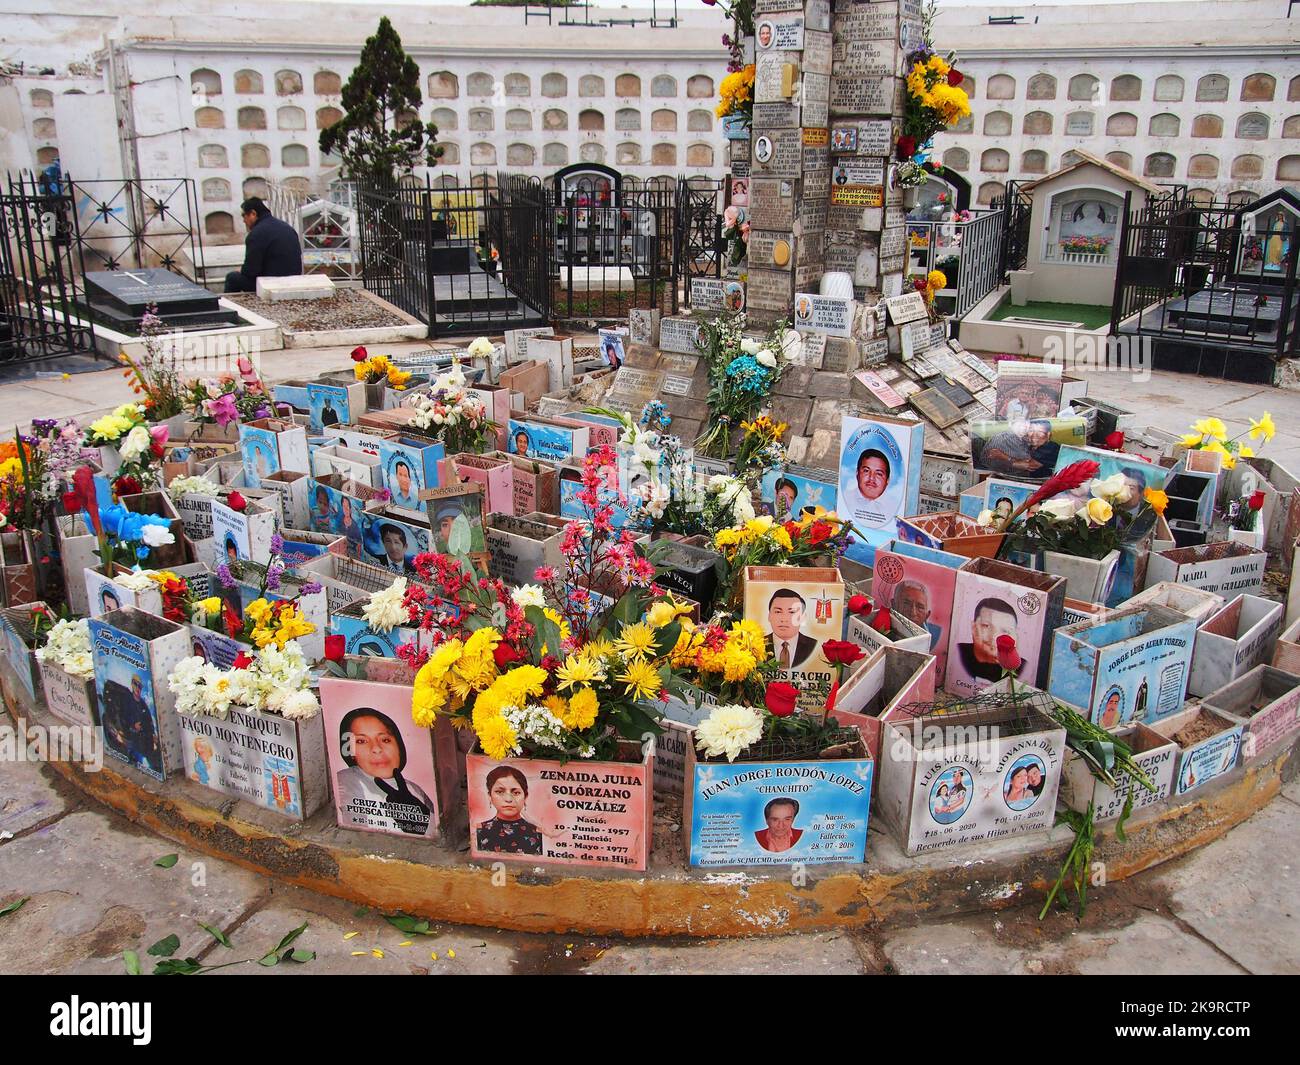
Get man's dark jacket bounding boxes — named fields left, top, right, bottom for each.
left=242, top=215, right=303, bottom=280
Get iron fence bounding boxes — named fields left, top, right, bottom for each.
left=901, top=208, right=1004, bottom=320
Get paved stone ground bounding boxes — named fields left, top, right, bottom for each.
left=1, top=758, right=1295, bottom=975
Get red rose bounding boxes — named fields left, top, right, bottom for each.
left=150, top=440, right=165, bottom=459
left=350, top=346, right=368, bottom=362
left=946, top=69, right=964, bottom=87
left=896, top=134, right=916, bottom=160
left=996, top=634, right=1022, bottom=673
left=1249, top=491, right=1266, bottom=511
left=493, top=642, right=526, bottom=668
left=62, top=491, right=80, bottom=515
left=226, top=491, right=247, bottom=513
left=871, top=607, right=892, bottom=634
left=913, top=277, right=928, bottom=293
left=847, top=593, right=872, bottom=615
left=1105, top=431, right=1125, bottom=451
left=808, top=520, right=832, bottom=546
left=822, top=639, right=866, bottom=668
left=113, top=475, right=141, bottom=498
left=324, top=634, right=346, bottom=661
left=783, top=521, right=801, bottom=541
left=765, top=681, right=799, bottom=717
left=232, top=651, right=254, bottom=669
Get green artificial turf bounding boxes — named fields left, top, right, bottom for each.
left=988, top=299, right=1113, bottom=330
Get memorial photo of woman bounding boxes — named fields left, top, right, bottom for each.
left=335, top=707, right=435, bottom=837
left=475, top=765, right=543, bottom=855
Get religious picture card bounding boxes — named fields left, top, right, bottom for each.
left=742, top=565, right=843, bottom=712
left=321, top=676, right=440, bottom=839
left=837, top=413, right=924, bottom=566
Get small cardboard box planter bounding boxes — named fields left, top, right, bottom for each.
left=239, top=417, right=311, bottom=484
left=1144, top=541, right=1266, bottom=599
left=654, top=684, right=718, bottom=798
left=1187, top=594, right=1284, bottom=698
left=1201, top=665, right=1300, bottom=763
left=0, top=604, right=48, bottom=710
left=38, top=659, right=98, bottom=729
left=311, top=444, right=380, bottom=486
left=832, top=644, right=938, bottom=761
left=870, top=539, right=969, bottom=687
left=507, top=413, right=591, bottom=464
left=1047, top=605, right=1197, bottom=727
left=1121, top=581, right=1225, bottom=625
left=258, top=470, right=312, bottom=529
left=1058, top=723, right=1178, bottom=822
left=484, top=513, right=565, bottom=587
left=466, top=742, right=653, bottom=870
left=117, top=489, right=186, bottom=569
left=683, top=730, right=873, bottom=868
left=177, top=704, right=329, bottom=821
left=321, top=676, right=459, bottom=840
left=944, top=558, right=1066, bottom=698
left=845, top=609, right=931, bottom=658
left=1272, top=616, right=1300, bottom=674
left=896, top=511, right=1004, bottom=560
left=876, top=694, right=1067, bottom=856
left=330, top=600, right=426, bottom=659
left=442, top=453, right=514, bottom=515
left=1150, top=706, right=1244, bottom=796
left=88, top=607, right=190, bottom=781
left=490, top=452, right=559, bottom=516
left=56, top=514, right=100, bottom=616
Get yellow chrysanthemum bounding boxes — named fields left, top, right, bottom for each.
left=417, top=639, right=464, bottom=686
left=714, top=528, right=743, bottom=550
left=412, top=685, right=445, bottom=727
left=771, top=525, right=793, bottom=551
left=615, top=622, right=657, bottom=660
left=556, top=653, right=604, bottom=691
left=729, top=619, right=768, bottom=662
left=463, top=626, right=501, bottom=662
left=1180, top=433, right=1204, bottom=449
left=720, top=643, right=757, bottom=682
left=475, top=714, right=519, bottom=760
left=1249, top=412, right=1276, bottom=443
left=580, top=637, right=616, bottom=662
left=543, top=694, right=568, bottom=718
left=562, top=687, right=600, bottom=731
left=618, top=658, right=662, bottom=701
left=744, top=515, right=774, bottom=538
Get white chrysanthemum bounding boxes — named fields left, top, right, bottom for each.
left=708, top=473, right=730, bottom=493
left=731, top=491, right=756, bottom=523
left=511, top=584, right=546, bottom=609
left=277, top=688, right=321, bottom=721
left=362, top=577, right=409, bottom=632
left=695, top=704, right=764, bottom=762
left=166, top=656, right=210, bottom=714
left=200, top=663, right=250, bottom=717
left=113, top=570, right=158, bottom=592
left=37, top=618, right=95, bottom=678
left=167, top=475, right=220, bottom=501
left=467, top=337, right=495, bottom=359
left=739, top=337, right=760, bottom=355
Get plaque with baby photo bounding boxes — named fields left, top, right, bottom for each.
left=742, top=565, right=843, bottom=712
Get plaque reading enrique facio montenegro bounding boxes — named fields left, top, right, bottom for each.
left=749, top=178, right=796, bottom=230
left=830, top=76, right=896, bottom=116
left=802, top=29, right=833, bottom=75
left=752, top=127, right=802, bottom=177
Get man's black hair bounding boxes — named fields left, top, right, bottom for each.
left=768, top=587, right=806, bottom=609
left=240, top=196, right=270, bottom=218
left=974, top=597, right=1017, bottom=622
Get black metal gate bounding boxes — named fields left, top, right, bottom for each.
left=996, top=180, right=1033, bottom=278
left=0, top=172, right=96, bottom=364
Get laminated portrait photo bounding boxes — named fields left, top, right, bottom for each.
left=424, top=481, right=487, bottom=556
left=993, top=360, right=1065, bottom=422
left=837, top=414, right=924, bottom=566
left=362, top=512, right=432, bottom=577
left=320, top=677, right=440, bottom=839
left=970, top=416, right=1087, bottom=480
left=871, top=539, right=968, bottom=687
left=743, top=565, right=844, bottom=711
left=760, top=465, right=836, bottom=521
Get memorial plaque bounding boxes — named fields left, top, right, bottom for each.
left=798, top=190, right=828, bottom=232
left=825, top=230, right=858, bottom=273
left=884, top=204, right=908, bottom=229
left=628, top=308, right=661, bottom=347
left=861, top=338, right=890, bottom=368
left=832, top=159, right=886, bottom=187
left=884, top=291, right=928, bottom=324
left=753, top=101, right=800, bottom=128
left=731, top=158, right=751, bottom=180
left=909, top=388, right=964, bottom=429
left=879, top=225, right=907, bottom=271
left=756, top=0, right=803, bottom=11
left=1238, top=113, right=1269, bottom=139
left=805, top=0, right=831, bottom=31
left=794, top=262, right=824, bottom=291
left=803, top=144, right=829, bottom=172
left=801, top=73, right=830, bottom=128
left=797, top=229, right=824, bottom=265
left=84, top=268, right=239, bottom=330
left=831, top=183, right=883, bottom=207
left=960, top=351, right=998, bottom=383
left=608, top=367, right=667, bottom=408
left=755, top=52, right=799, bottom=103
left=901, top=0, right=922, bottom=20
left=833, top=5, right=899, bottom=40
left=802, top=126, right=829, bottom=146
left=855, top=369, right=907, bottom=409
left=831, top=118, right=892, bottom=156
left=749, top=230, right=795, bottom=270
left=730, top=140, right=751, bottom=165
left=833, top=39, right=898, bottom=77
left=793, top=292, right=854, bottom=336
left=830, top=76, right=895, bottom=116
left=803, top=30, right=833, bottom=75
left=799, top=331, right=827, bottom=368
left=749, top=178, right=796, bottom=230
left=855, top=245, right=880, bottom=289
left=756, top=13, right=805, bottom=50
left=659, top=316, right=706, bottom=356
left=820, top=336, right=859, bottom=373
left=691, top=277, right=747, bottom=312
left=752, top=127, right=802, bottom=177
left=747, top=268, right=794, bottom=313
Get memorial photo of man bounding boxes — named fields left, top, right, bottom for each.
left=513, top=429, right=531, bottom=457
left=376, top=522, right=415, bottom=576
left=892, top=579, right=943, bottom=650
left=855, top=448, right=891, bottom=503
left=103, top=673, right=162, bottom=777
left=390, top=458, right=421, bottom=510
left=978, top=420, right=1059, bottom=478
left=957, top=598, right=1024, bottom=683
left=773, top=477, right=798, bottom=519
left=755, top=797, right=803, bottom=853
left=763, top=588, right=819, bottom=670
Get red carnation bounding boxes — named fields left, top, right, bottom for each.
left=1105, top=431, right=1125, bottom=451
left=946, top=69, right=964, bottom=87
left=1249, top=490, right=1266, bottom=511
left=350, top=346, right=368, bottom=362
left=324, top=634, right=346, bottom=661
left=896, top=134, right=917, bottom=160
left=822, top=640, right=866, bottom=668
left=226, top=491, right=247, bottom=513
left=493, top=642, right=526, bottom=668
left=808, top=520, right=833, bottom=546
left=1025, top=460, right=1100, bottom=511
left=62, top=491, right=81, bottom=516
left=232, top=651, right=255, bottom=670
left=150, top=440, right=165, bottom=459
left=765, top=681, right=799, bottom=718
left=847, top=593, right=872, bottom=615
left=996, top=634, right=1022, bottom=673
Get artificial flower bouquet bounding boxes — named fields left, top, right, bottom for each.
left=899, top=3, right=970, bottom=164
left=712, top=510, right=854, bottom=610
left=1178, top=412, right=1274, bottom=473
left=84, top=403, right=168, bottom=497
left=168, top=640, right=319, bottom=721
left=185, top=357, right=279, bottom=430
left=1060, top=235, right=1112, bottom=257
left=715, top=63, right=755, bottom=122
left=999, top=471, right=1160, bottom=562
left=694, top=314, right=799, bottom=458
left=407, top=362, right=495, bottom=454
left=350, top=347, right=413, bottom=392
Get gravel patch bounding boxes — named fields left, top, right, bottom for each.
left=226, top=289, right=410, bottom=331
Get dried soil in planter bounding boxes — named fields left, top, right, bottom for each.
left=225, top=289, right=409, bottom=331
left=1171, top=713, right=1233, bottom=747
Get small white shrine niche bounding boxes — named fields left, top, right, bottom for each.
left=1043, top=189, right=1124, bottom=266
left=1236, top=190, right=1300, bottom=279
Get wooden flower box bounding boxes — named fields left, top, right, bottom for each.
left=1187, top=594, right=1283, bottom=698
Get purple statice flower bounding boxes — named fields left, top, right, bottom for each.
left=254, top=406, right=271, bottom=420
left=270, top=533, right=284, bottom=554
left=217, top=563, right=235, bottom=588
left=300, top=581, right=322, bottom=595
left=265, top=569, right=282, bottom=592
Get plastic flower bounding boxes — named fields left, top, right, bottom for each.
left=1144, top=488, right=1169, bottom=515
left=615, top=622, right=657, bottom=660
left=1248, top=412, right=1275, bottom=443
left=1038, top=497, right=1078, bottom=522
left=1192, top=417, right=1227, bottom=441
left=617, top=658, right=662, bottom=700
left=362, top=577, right=409, bottom=632
left=695, top=704, right=764, bottom=762
left=476, top=714, right=520, bottom=760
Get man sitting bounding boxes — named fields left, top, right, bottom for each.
left=224, top=197, right=303, bottom=293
